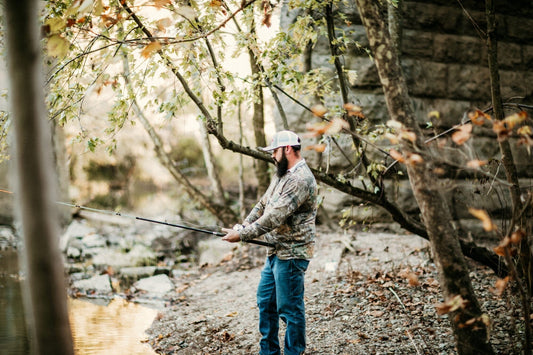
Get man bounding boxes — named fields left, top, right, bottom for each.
left=222, top=130, right=318, bottom=355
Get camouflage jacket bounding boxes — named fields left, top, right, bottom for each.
left=239, top=159, right=318, bottom=260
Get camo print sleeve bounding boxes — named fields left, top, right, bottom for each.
left=239, top=163, right=318, bottom=260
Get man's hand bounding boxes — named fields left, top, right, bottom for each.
left=221, top=228, right=241, bottom=243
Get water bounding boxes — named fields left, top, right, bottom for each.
left=0, top=249, right=157, bottom=355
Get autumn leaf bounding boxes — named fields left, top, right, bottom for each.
left=517, top=125, right=532, bottom=136
left=452, top=124, right=472, bottom=145
left=406, top=153, right=423, bottom=165
left=311, top=104, right=328, bottom=118
left=141, top=41, right=162, bottom=58
left=468, top=109, right=491, bottom=125
left=492, top=120, right=510, bottom=141
left=406, top=272, right=419, bottom=286
left=47, top=34, right=70, bottom=58
left=466, top=160, right=487, bottom=169
left=389, top=149, right=405, bottom=163
left=493, top=276, right=510, bottom=296
left=399, top=130, right=417, bottom=143
left=503, top=111, right=527, bottom=129
left=152, top=0, right=172, bottom=8
left=156, top=18, right=172, bottom=32
left=435, top=294, right=468, bottom=315
left=468, top=207, right=497, bottom=231
left=305, top=144, right=327, bottom=153
left=344, top=103, right=365, bottom=119
left=510, top=229, right=525, bottom=244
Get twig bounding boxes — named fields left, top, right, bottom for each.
left=388, top=287, right=423, bottom=355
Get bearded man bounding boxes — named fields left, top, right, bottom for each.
left=223, top=130, right=318, bottom=355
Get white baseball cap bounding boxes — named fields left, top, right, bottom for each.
left=260, top=130, right=301, bottom=152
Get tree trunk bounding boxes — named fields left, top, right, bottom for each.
left=3, top=1, right=74, bottom=354
left=354, top=1, right=494, bottom=353
left=249, top=37, right=270, bottom=197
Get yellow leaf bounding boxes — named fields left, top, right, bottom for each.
left=503, top=111, right=527, bottom=129
left=141, top=41, right=162, bottom=58
left=469, top=208, right=497, bottom=231
left=428, top=110, right=440, bottom=119
left=47, top=34, right=70, bottom=58
left=468, top=109, right=491, bottom=125
left=94, top=0, right=104, bottom=16
left=517, top=125, right=532, bottom=136
left=45, top=17, right=67, bottom=34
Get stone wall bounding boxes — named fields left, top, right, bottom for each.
left=279, top=0, right=533, bottom=228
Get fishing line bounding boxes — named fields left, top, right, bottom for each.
left=0, top=189, right=273, bottom=248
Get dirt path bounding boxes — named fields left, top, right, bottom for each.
left=145, top=231, right=518, bottom=354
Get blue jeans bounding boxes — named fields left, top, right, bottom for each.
left=257, top=255, right=309, bottom=355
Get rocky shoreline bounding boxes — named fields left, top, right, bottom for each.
left=2, top=215, right=524, bottom=354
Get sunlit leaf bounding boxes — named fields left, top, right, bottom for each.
left=406, top=154, right=423, bottom=165
left=45, top=17, right=67, bottom=34
left=399, top=130, right=416, bottom=142
left=466, top=160, right=487, bottom=169
left=389, top=149, right=405, bottom=163
left=492, top=120, right=510, bottom=141
left=156, top=18, right=172, bottom=32
left=311, top=104, right=327, bottom=118
left=386, top=119, right=403, bottom=130
left=517, top=125, right=532, bottom=136
left=326, top=118, right=350, bottom=134
left=427, top=110, right=440, bottom=119
left=503, top=111, right=527, bottom=129
left=153, top=0, right=172, bottom=8
left=468, top=207, right=497, bottom=231
left=468, top=109, right=491, bottom=125
left=305, top=144, right=326, bottom=153
left=141, top=41, right=162, bottom=58
left=47, top=34, right=70, bottom=58
left=176, top=6, right=196, bottom=20
left=344, top=103, right=364, bottom=119
left=510, top=229, right=525, bottom=244
left=452, top=124, right=472, bottom=145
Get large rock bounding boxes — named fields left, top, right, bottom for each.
left=72, top=274, right=113, bottom=293
left=134, top=274, right=174, bottom=296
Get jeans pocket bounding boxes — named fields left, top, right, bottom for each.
left=291, top=259, right=309, bottom=273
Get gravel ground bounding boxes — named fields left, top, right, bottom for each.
left=144, top=230, right=524, bottom=354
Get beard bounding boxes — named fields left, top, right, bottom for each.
left=275, top=151, right=289, bottom=178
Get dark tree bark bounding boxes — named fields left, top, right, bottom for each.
left=3, top=0, right=74, bottom=354
left=353, top=1, right=494, bottom=353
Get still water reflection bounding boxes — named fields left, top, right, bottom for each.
left=0, top=250, right=157, bottom=355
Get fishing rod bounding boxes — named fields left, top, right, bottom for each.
left=0, top=189, right=273, bottom=248
left=55, top=201, right=274, bottom=248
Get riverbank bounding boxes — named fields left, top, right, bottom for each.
left=143, top=229, right=520, bottom=354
